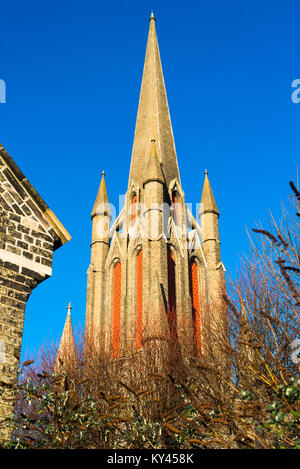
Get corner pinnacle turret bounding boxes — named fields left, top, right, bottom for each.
left=128, top=13, right=180, bottom=190
left=91, top=171, right=111, bottom=219
left=199, top=170, right=219, bottom=216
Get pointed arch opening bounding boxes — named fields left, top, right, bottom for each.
left=189, top=258, right=201, bottom=354
left=112, top=261, right=122, bottom=359
left=167, top=246, right=178, bottom=343
left=131, top=193, right=137, bottom=227
left=136, top=249, right=143, bottom=349
left=172, top=190, right=178, bottom=225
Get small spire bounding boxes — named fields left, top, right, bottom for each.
left=91, top=171, right=111, bottom=219
left=143, top=139, right=163, bottom=186
left=199, top=171, right=219, bottom=217
left=54, top=303, right=76, bottom=373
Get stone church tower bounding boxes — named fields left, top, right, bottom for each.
left=85, top=14, right=227, bottom=359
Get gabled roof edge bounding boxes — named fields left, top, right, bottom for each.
left=0, top=142, right=71, bottom=249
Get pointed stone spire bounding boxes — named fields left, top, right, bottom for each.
left=55, top=302, right=76, bottom=372
left=143, top=139, right=164, bottom=186
left=128, top=14, right=180, bottom=190
left=199, top=170, right=219, bottom=216
left=91, top=171, right=111, bottom=219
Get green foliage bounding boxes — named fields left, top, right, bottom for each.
left=1, top=362, right=298, bottom=449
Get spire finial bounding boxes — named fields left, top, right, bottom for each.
left=204, top=169, right=208, bottom=176
left=149, top=11, right=156, bottom=22
left=67, top=302, right=72, bottom=315
left=101, top=170, right=105, bottom=177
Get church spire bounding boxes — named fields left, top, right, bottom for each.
left=55, top=302, right=76, bottom=372
left=86, top=172, right=111, bottom=341
left=128, top=14, right=180, bottom=190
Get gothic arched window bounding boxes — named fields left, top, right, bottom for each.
left=136, top=249, right=143, bottom=349
left=112, top=261, right=122, bottom=359
left=189, top=258, right=201, bottom=354
left=167, top=246, right=178, bottom=343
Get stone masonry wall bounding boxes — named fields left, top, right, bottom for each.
left=0, top=147, right=68, bottom=441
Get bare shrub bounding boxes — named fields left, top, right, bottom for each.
left=1, top=181, right=299, bottom=449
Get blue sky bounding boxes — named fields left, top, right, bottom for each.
left=0, top=0, right=299, bottom=360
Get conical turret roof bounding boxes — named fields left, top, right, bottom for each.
left=91, top=171, right=111, bottom=219
left=199, top=170, right=219, bottom=216
left=55, top=303, right=76, bottom=372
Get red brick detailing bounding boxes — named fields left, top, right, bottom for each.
left=136, top=250, right=143, bottom=349
left=167, top=247, right=178, bottom=342
left=112, top=262, right=122, bottom=359
left=189, top=259, right=201, bottom=354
